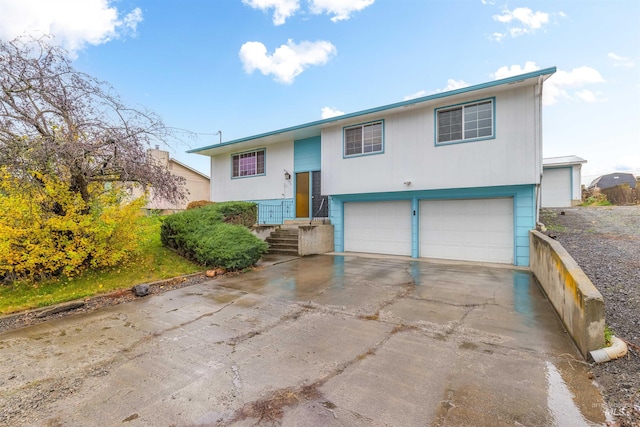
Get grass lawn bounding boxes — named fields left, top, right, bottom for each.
left=0, top=216, right=202, bottom=315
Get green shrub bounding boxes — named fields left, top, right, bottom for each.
left=191, top=223, right=268, bottom=269
left=213, top=201, right=258, bottom=226
left=581, top=193, right=611, bottom=206
left=186, top=200, right=215, bottom=210
left=160, top=202, right=266, bottom=270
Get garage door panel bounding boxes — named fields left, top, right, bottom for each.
left=542, top=168, right=571, bottom=207
left=344, top=201, right=411, bottom=256
left=420, top=198, right=514, bottom=264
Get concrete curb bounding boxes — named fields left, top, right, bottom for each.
left=0, top=272, right=206, bottom=323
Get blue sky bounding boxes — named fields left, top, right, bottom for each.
left=1, top=0, right=638, bottom=185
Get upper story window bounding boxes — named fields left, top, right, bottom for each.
left=344, top=121, right=384, bottom=157
left=232, top=149, right=265, bottom=178
left=436, top=99, right=494, bottom=145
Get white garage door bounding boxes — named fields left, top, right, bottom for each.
left=420, top=198, right=514, bottom=264
left=541, top=168, right=571, bottom=207
left=344, top=201, right=412, bottom=256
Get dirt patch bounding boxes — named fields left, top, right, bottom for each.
left=541, top=206, right=640, bottom=427
left=230, top=384, right=323, bottom=425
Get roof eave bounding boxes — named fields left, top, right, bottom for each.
left=189, top=66, right=557, bottom=156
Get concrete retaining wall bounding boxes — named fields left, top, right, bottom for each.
left=529, top=230, right=605, bottom=359
left=251, top=225, right=279, bottom=241
left=299, top=225, right=334, bottom=256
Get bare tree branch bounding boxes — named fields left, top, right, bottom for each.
left=0, top=36, right=187, bottom=209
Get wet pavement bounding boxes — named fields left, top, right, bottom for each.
left=0, top=255, right=609, bottom=426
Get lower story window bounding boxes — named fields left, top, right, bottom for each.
left=232, top=149, right=265, bottom=177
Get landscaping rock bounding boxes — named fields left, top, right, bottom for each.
left=131, top=284, right=150, bottom=297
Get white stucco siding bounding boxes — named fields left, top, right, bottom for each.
left=210, top=141, right=294, bottom=202
left=322, top=86, right=539, bottom=196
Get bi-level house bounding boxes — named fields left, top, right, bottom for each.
left=189, top=67, right=556, bottom=266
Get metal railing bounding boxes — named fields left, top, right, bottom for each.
left=310, top=196, right=329, bottom=225
left=257, top=200, right=294, bottom=225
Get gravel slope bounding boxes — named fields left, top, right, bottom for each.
left=541, top=206, right=640, bottom=427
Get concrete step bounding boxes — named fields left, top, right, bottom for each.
left=267, top=242, right=298, bottom=250
left=268, top=235, right=297, bottom=241
left=266, top=238, right=298, bottom=246
left=267, top=248, right=299, bottom=255
left=266, top=225, right=299, bottom=256
left=272, top=229, right=299, bottom=236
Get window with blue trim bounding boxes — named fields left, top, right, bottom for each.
left=232, top=149, right=265, bottom=177
left=437, top=99, right=493, bottom=144
left=344, top=121, right=383, bottom=156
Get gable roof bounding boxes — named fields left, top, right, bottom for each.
left=589, top=172, right=637, bottom=189
left=543, top=155, right=587, bottom=167
left=170, top=158, right=210, bottom=180
left=189, top=67, right=556, bottom=156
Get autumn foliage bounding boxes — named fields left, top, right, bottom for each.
left=0, top=168, right=146, bottom=281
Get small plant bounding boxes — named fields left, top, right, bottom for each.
left=581, top=194, right=611, bottom=206
left=604, top=325, right=614, bottom=346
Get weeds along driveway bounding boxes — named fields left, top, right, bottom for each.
left=0, top=255, right=609, bottom=426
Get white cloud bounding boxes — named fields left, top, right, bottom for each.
left=574, top=89, right=597, bottom=103
left=321, top=106, right=345, bottom=119
left=492, top=7, right=550, bottom=39
left=123, top=8, right=143, bottom=31
left=405, top=79, right=469, bottom=100
left=404, top=90, right=427, bottom=101
left=607, top=52, right=635, bottom=67
left=442, top=78, right=469, bottom=91
left=242, top=0, right=300, bottom=26
left=544, top=66, right=606, bottom=105
left=492, top=61, right=540, bottom=79
left=239, top=39, right=337, bottom=84
left=491, top=62, right=605, bottom=105
left=0, top=0, right=142, bottom=54
left=309, top=0, right=375, bottom=22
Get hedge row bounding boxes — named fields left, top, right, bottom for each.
left=160, top=202, right=267, bottom=270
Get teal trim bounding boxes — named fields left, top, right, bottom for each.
left=294, top=136, right=321, bottom=172
left=330, top=185, right=536, bottom=266
left=434, top=97, right=496, bottom=146
left=411, top=197, right=419, bottom=258
left=230, top=148, right=266, bottom=180
left=342, top=119, right=385, bottom=159
left=189, top=67, right=556, bottom=154
left=330, top=197, right=344, bottom=251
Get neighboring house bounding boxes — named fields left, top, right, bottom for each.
left=144, top=147, right=210, bottom=212
left=189, top=67, right=556, bottom=266
left=541, top=156, right=587, bottom=207
left=588, top=172, right=637, bottom=190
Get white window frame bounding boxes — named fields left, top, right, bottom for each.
left=231, top=149, right=265, bottom=178
left=343, top=120, right=384, bottom=158
left=435, top=98, right=495, bottom=145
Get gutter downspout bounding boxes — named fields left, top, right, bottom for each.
left=535, top=75, right=544, bottom=224
left=590, top=336, right=629, bottom=363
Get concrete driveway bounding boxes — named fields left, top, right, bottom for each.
left=0, top=255, right=608, bottom=426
